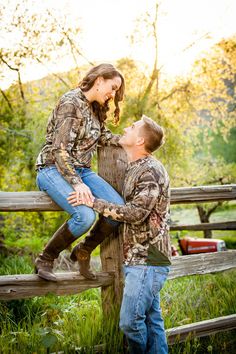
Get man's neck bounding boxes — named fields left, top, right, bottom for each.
left=125, top=149, right=150, bottom=163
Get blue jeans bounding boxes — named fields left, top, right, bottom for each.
left=36, top=166, right=124, bottom=237
left=120, top=265, right=169, bottom=354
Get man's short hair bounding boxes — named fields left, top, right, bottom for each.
left=140, top=115, right=165, bottom=153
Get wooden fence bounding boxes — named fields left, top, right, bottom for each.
left=0, top=146, right=236, bottom=347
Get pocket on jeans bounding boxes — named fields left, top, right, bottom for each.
left=152, top=270, right=168, bottom=295
left=36, top=169, right=52, bottom=191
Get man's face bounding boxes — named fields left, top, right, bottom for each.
left=119, top=120, right=144, bottom=148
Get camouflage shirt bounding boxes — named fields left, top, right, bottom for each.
left=93, top=156, right=172, bottom=266
left=36, top=88, right=120, bottom=186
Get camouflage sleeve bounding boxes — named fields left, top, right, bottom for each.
left=51, top=101, right=83, bottom=186
left=98, top=125, right=121, bottom=146
left=93, top=171, right=160, bottom=224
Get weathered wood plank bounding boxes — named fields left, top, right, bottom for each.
left=0, top=251, right=235, bottom=301
left=0, top=272, right=114, bottom=300
left=0, top=191, right=61, bottom=211
left=170, top=184, right=236, bottom=204
left=169, top=250, right=236, bottom=280
left=0, top=184, right=235, bottom=211
left=170, top=221, right=236, bottom=231
left=98, top=146, right=127, bottom=314
left=167, top=314, right=236, bottom=344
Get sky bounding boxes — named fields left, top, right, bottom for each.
left=68, top=0, right=236, bottom=77
left=1, top=0, right=236, bottom=88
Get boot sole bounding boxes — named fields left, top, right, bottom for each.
left=35, top=267, right=57, bottom=282
left=79, top=271, right=97, bottom=280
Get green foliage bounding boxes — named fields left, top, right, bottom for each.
left=166, top=271, right=236, bottom=354
left=0, top=254, right=32, bottom=275
left=0, top=264, right=235, bottom=353
left=210, top=126, right=236, bottom=163
left=1, top=211, right=67, bottom=251
left=221, top=236, right=236, bottom=249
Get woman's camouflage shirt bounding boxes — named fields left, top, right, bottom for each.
left=36, top=88, right=120, bottom=186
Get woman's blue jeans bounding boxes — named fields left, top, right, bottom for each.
left=120, top=265, right=169, bottom=354
left=36, top=166, right=124, bottom=237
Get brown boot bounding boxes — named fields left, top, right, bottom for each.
left=35, top=222, right=77, bottom=281
left=70, top=218, right=116, bottom=280
left=70, top=242, right=96, bottom=280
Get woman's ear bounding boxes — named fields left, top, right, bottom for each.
left=95, top=76, right=104, bottom=85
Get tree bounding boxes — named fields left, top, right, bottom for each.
left=0, top=0, right=91, bottom=100
left=181, top=37, right=236, bottom=236
left=126, top=7, right=236, bottom=236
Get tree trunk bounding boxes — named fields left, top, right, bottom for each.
left=0, top=215, right=8, bottom=256
left=197, top=202, right=223, bottom=238
left=197, top=205, right=212, bottom=238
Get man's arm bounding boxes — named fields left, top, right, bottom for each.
left=68, top=171, right=160, bottom=225
left=95, top=171, right=159, bottom=224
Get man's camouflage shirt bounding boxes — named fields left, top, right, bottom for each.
left=93, top=156, right=172, bottom=266
left=36, top=88, right=120, bottom=186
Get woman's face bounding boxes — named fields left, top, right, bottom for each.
left=95, top=76, right=122, bottom=105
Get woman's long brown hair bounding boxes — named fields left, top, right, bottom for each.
left=79, top=63, right=125, bottom=125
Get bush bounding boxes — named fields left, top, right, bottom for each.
left=222, top=236, right=236, bottom=249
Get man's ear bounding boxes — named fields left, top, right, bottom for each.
left=136, top=136, right=145, bottom=146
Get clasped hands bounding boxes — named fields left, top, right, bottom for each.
left=67, top=183, right=94, bottom=207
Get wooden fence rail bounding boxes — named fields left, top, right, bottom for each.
left=166, top=314, right=236, bottom=344
left=0, top=184, right=236, bottom=211
left=1, top=250, right=236, bottom=301
left=170, top=221, right=236, bottom=231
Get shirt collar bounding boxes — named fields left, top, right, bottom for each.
left=77, top=87, right=91, bottom=106
left=127, top=155, right=151, bottom=169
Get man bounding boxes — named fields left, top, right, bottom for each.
left=68, top=115, right=171, bottom=354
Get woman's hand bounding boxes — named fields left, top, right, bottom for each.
left=67, top=183, right=94, bottom=207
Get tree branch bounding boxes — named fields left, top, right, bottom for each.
left=0, top=89, right=13, bottom=111
left=0, top=55, right=26, bottom=103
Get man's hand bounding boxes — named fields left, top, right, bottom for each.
left=68, top=183, right=94, bottom=207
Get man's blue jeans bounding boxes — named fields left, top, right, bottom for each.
left=120, top=265, right=169, bottom=354
left=36, top=166, right=124, bottom=237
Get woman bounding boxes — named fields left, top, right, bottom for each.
left=35, top=63, right=125, bottom=281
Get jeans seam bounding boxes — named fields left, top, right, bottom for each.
left=133, top=269, right=147, bottom=345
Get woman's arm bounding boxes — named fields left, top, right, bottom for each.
left=98, top=125, right=121, bottom=146
left=51, top=100, right=93, bottom=201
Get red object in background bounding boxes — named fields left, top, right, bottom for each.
left=171, top=244, right=179, bottom=256
left=171, top=236, right=227, bottom=256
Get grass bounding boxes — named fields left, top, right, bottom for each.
left=0, top=253, right=235, bottom=353
left=0, top=204, right=235, bottom=353
left=170, top=202, right=236, bottom=248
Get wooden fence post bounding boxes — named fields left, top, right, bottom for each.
left=97, top=146, right=127, bottom=315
